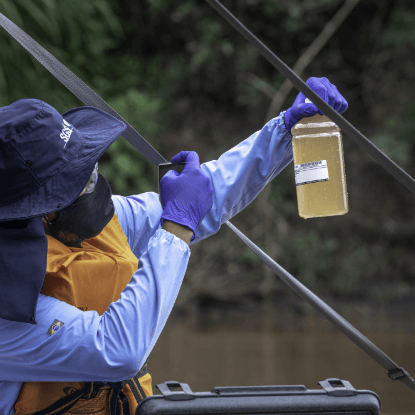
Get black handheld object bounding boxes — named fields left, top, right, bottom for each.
left=158, top=162, right=186, bottom=196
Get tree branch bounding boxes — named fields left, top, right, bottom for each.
left=265, top=0, right=361, bottom=122
left=244, top=72, right=276, bottom=99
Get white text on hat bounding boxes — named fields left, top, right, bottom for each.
left=60, top=119, right=73, bottom=148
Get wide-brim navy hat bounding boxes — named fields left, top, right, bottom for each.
left=0, top=98, right=127, bottom=221
left=0, top=99, right=126, bottom=325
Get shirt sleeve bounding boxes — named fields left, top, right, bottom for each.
left=193, top=113, right=292, bottom=243
left=113, top=113, right=292, bottom=257
left=0, top=229, right=190, bottom=383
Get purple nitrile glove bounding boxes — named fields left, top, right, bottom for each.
left=160, top=151, right=213, bottom=242
left=284, top=77, right=348, bottom=134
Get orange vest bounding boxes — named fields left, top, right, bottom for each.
left=14, top=213, right=152, bottom=415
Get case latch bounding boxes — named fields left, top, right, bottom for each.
left=387, top=367, right=410, bottom=380
left=156, top=381, right=196, bottom=401
left=318, top=378, right=358, bottom=396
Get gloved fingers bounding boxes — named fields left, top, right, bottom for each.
left=339, top=99, right=348, bottom=114
left=171, top=151, right=190, bottom=164
left=292, top=102, right=319, bottom=120
left=293, top=92, right=306, bottom=107
left=306, top=77, right=329, bottom=103
left=291, top=78, right=329, bottom=115
left=160, top=169, right=179, bottom=191
left=331, top=84, right=348, bottom=114
left=316, top=77, right=348, bottom=114
left=307, top=78, right=329, bottom=115
left=320, top=78, right=339, bottom=113
left=170, top=151, right=200, bottom=170
left=286, top=77, right=348, bottom=132
left=163, top=169, right=179, bottom=179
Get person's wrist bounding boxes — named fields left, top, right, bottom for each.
left=284, top=107, right=296, bottom=134
left=162, top=220, right=193, bottom=246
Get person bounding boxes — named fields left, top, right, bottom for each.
left=0, top=77, right=348, bottom=415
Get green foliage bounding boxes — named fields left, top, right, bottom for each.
left=280, top=229, right=339, bottom=291
left=367, top=3, right=415, bottom=171
left=369, top=283, right=412, bottom=303
left=102, top=89, right=164, bottom=196
left=108, top=89, right=163, bottom=146
left=332, top=245, right=373, bottom=296
left=0, top=0, right=124, bottom=110
left=370, top=132, right=412, bottom=169
left=381, top=7, right=415, bottom=49
left=0, top=0, right=164, bottom=196
left=240, top=248, right=261, bottom=267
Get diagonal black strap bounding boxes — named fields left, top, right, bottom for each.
left=206, top=0, right=415, bottom=393
left=32, top=389, right=84, bottom=415
left=206, top=0, right=415, bottom=197
left=138, top=358, right=149, bottom=377
left=0, top=12, right=165, bottom=167
left=108, top=381, right=130, bottom=415
left=126, top=374, right=147, bottom=402
left=126, top=358, right=149, bottom=403
left=32, top=382, right=99, bottom=415
left=126, top=378, right=143, bottom=403
left=226, top=220, right=415, bottom=394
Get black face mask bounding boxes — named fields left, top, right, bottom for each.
left=45, top=173, right=114, bottom=242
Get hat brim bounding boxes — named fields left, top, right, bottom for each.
left=1, top=107, right=126, bottom=221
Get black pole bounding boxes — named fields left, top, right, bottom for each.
left=208, top=0, right=415, bottom=394
left=205, top=0, right=415, bottom=197
left=225, top=220, right=415, bottom=394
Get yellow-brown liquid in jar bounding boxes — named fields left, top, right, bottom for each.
left=291, top=114, right=348, bottom=219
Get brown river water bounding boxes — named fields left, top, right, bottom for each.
left=149, top=308, right=415, bottom=415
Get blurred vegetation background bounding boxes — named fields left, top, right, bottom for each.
left=1, top=0, right=415, bottom=326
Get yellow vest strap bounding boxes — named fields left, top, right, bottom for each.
left=108, top=382, right=130, bottom=415
left=32, top=382, right=99, bottom=415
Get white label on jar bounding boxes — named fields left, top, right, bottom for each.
left=294, top=160, right=329, bottom=186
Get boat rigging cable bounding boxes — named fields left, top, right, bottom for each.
left=1, top=0, right=415, bottom=394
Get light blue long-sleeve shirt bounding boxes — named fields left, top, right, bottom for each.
left=0, top=114, right=292, bottom=414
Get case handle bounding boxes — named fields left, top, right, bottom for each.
left=156, top=381, right=196, bottom=401
left=318, top=378, right=358, bottom=396
left=211, top=385, right=306, bottom=395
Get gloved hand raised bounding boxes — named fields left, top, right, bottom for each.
left=284, top=77, right=348, bottom=133
left=160, top=151, right=213, bottom=242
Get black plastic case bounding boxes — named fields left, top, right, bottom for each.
left=136, top=378, right=380, bottom=415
